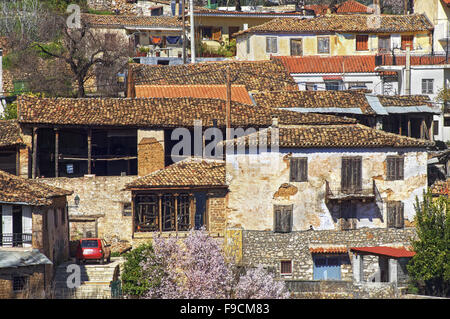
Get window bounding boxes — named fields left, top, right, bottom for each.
left=228, top=26, right=240, bottom=40
left=347, top=82, right=368, bottom=90
left=122, top=202, right=132, bottom=216
left=387, top=201, right=404, bottom=228
left=422, top=79, right=434, bottom=94
left=266, top=37, right=277, bottom=54
left=290, top=38, right=303, bottom=56
left=201, top=27, right=222, bottom=41
left=313, top=256, right=341, bottom=280
left=340, top=201, right=357, bottom=230
left=401, top=35, right=414, bottom=50
left=386, top=156, right=404, bottom=180
left=13, top=276, right=28, bottom=292
left=305, top=83, right=318, bottom=91
left=290, top=157, right=308, bottom=182
left=356, top=35, right=369, bottom=51
left=378, top=35, right=391, bottom=52
left=280, top=260, right=292, bottom=275
left=273, top=204, right=293, bottom=233
left=445, top=118, right=450, bottom=127
left=433, top=120, right=439, bottom=136
left=325, top=81, right=342, bottom=91
left=135, top=194, right=193, bottom=232
left=317, top=37, right=330, bottom=54
left=341, top=157, right=362, bottom=192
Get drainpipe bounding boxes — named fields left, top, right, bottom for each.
left=405, top=46, right=411, bottom=95
left=189, top=0, right=195, bottom=63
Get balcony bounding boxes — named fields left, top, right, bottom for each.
left=0, top=233, right=32, bottom=248
left=325, top=180, right=380, bottom=202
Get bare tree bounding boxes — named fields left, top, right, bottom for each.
left=34, top=18, right=130, bottom=97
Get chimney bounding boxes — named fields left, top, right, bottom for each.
left=405, top=46, right=411, bottom=95
left=272, top=116, right=279, bottom=128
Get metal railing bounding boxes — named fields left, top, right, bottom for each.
left=325, top=180, right=378, bottom=201
left=0, top=233, right=32, bottom=247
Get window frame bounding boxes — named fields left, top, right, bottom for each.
left=273, top=204, right=293, bottom=233
left=341, top=156, right=362, bottom=192
left=290, top=38, right=303, bottom=56
left=386, top=155, right=404, bottom=181
left=289, top=157, right=308, bottom=182
left=355, top=34, right=369, bottom=51
left=378, top=35, right=391, bottom=52
left=317, top=36, right=330, bottom=54
left=266, top=36, right=278, bottom=54
left=401, top=35, right=414, bottom=51
left=12, top=276, right=28, bottom=292
left=422, top=79, right=434, bottom=94
left=280, top=260, right=293, bottom=276
left=386, top=201, right=404, bottom=228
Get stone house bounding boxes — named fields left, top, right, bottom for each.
left=0, top=120, right=26, bottom=176
left=0, top=170, right=71, bottom=298
left=220, top=124, right=432, bottom=282
left=15, top=94, right=353, bottom=250
left=250, top=90, right=439, bottom=141
left=234, top=14, right=434, bottom=60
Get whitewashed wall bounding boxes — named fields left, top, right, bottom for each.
left=225, top=147, right=428, bottom=231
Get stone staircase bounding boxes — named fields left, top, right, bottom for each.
left=52, top=257, right=124, bottom=299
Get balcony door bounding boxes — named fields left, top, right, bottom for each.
left=341, top=157, right=362, bottom=193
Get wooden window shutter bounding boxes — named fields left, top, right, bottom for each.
left=356, top=35, right=369, bottom=51
left=290, top=158, right=307, bottom=182
left=401, top=35, right=413, bottom=50
left=274, top=205, right=293, bottom=233
left=396, top=202, right=404, bottom=228
left=341, top=157, right=362, bottom=191
left=387, top=156, right=404, bottom=180
left=290, top=39, right=303, bottom=56
left=387, top=201, right=404, bottom=228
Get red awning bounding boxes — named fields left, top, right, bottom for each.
left=322, top=75, right=343, bottom=81
left=350, top=246, right=415, bottom=258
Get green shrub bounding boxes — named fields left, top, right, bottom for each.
left=121, top=242, right=157, bottom=297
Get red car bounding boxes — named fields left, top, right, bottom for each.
left=76, top=238, right=111, bottom=264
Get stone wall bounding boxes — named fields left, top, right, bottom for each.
left=0, top=265, right=48, bottom=299
left=38, top=176, right=135, bottom=252
left=240, top=227, right=417, bottom=281
left=137, top=129, right=165, bottom=176
left=207, top=190, right=228, bottom=236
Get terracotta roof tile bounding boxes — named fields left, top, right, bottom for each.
left=350, top=246, right=416, bottom=258
left=82, top=13, right=184, bottom=29
left=17, top=95, right=355, bottom=128
left=224, top=125, right=434, bottom=149
left=126, top=158, right=226, bottom=189
left=309, top=246, right=348, bottom=254
left=430, top=179, right=450, bottom=196
left=273, top=55, right=378, bottom=74
left=306, top=0, right=374, bottom=15
left=251, top=90, right=376, bottom=115
left=235, top=14, right=433, bottom=36
left=134, top=84, right=253, bottom=104
left=0, top=120, right=23, bottom=148
left=0, top=170, right=72, bottom=206
left=129, top=60, right=298, bottom=92
left=377, top=95, right=432, bottom=107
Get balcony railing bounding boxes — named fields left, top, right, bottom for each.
left=0, top=233, right=32, bottom=247
left=325, top=180, right=378, bottom=202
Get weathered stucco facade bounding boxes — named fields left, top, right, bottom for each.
left=237, top=32, right=433, bottom=60
left=226, top=148, right=428, bottom=231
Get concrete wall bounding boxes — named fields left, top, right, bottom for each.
left=226, top=148, right=428, bottom=231
left=237, top=32, right=433, bottom=60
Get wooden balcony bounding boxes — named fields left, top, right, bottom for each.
left=0, top=233, right=32, bottom=247
left=325, top=180, right=380, bottom=202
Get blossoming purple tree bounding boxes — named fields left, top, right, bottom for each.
left=139, top=229, right=290, bottom=299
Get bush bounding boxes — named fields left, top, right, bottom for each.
left=121, top=242, right=158, bottom=297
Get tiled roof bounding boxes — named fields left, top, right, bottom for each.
left=306, top=0, right=374, bottom=15
left=377, top=95, right=432, bottom=107
left=0, top=120, right=23, bottom=148
left=379, top=54, right=450, bottom=66
left=273, top=55, right=378, bottom=74
left=82, top=13, right=184, bottom=29
left=0, top=170, right=72, bottom=206
left=17, top=95, right=355, bottom=128
left=134, top=84, right=253, bottom=104
left=251, top=90, right=376, bottom=115
left=234, top=14, right=433, bottom=36
left=430, top=179, right=450, bottom=196
left=223, top=125, right=434, bottom=149
left=193, top=8, right=306, bottom=17
left=309, top=246, right=348, bottom=254
left=126, top=158, right=226, bottom=189
left=350, top=246, right=416, bottom=258
left=129, top=60, right=298, bottom=92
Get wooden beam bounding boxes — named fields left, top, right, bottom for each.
left=407, top=116, right=411, bottom=138
left=32, top=127, right=37, bottom=179
left=158, top=194, right=162, bottom=234
left=87, top=128, right=92, bottom=174
left=189, top=193, right=195, bottom=230
left=55, top=128, right=59, bottom=178
left=174, top=193, right=179, bottom=235
left=15, top=145, right=20, bottom=177
left=131, top=193, right=135, bottom=239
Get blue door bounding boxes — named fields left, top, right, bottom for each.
left=313, top=256, right=341, bottom=280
